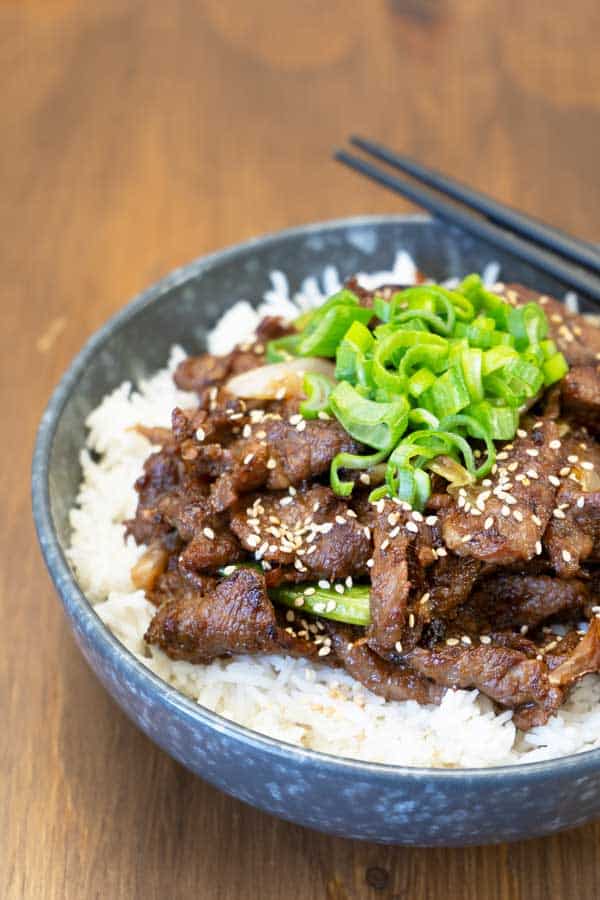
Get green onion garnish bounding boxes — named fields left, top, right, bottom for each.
left=266, top=275, right=569, bottom=510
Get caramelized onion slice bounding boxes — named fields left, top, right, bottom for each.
left=131, top=546, right=169, bottom=591
left=224, top=358, right=335, bottom=400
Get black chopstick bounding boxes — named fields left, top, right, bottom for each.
left=349, top=136, right=600, bottom=277
left=334, top=148, right=600, bottom=304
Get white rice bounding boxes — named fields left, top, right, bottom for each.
left=67, top=254, right=600, bottom=768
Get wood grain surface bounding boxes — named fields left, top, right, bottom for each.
left=3, top=1, right=600, bottom=897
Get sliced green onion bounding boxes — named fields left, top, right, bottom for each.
left=543, top=351, right=569, bottom=386
left=266, top=333, right=302, bottom=363
left=299, top=373, right=335, bottom=419
left=330, top=448, right=389, bottom=497
left=297, top=305, right=373, bottom=357
left=272, top=583, right=371, bottom=626
left=329, top=382, right=409, bottom=450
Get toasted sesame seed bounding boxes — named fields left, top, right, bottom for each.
left=484, top=516, right=494, bottom=529
left=461, top=635, right=472, bottom=645
left=531, top=514, right=542, bottom=526
left=567, top=454, right=579, bottom=464
left=436, top=547, right=447, bottom=557
left=366, top=558, right=374, bottom=568
left=501, top=505, right=510, bottom=517
left=195, top=427, right=206, bottom=442
left=446, top=638, right=459, bottom=646
left=289, top=414, right=302, bottom=425
left=266, top=457, right=277, bottom=470
left=395, top=641, right=403, bottom=653
left=318, top=580, right=330, bottom=589
left=581, top=461, right=594, bottom=471
left=535, top=540, right=543, bottom=555
left=526, top=448, right=539, bottom=457
left=419, top=592, right=431, bottom=606
left=425, top=515, right=438, bottom=526
left=559, top=466, right=571, bottom=477
left=335, top=515, right=346, bottom=526
left=408, top=613, right=415, bottom=628
left=513, top=510, right=524, bottom=522
left=203, top=526, right=215, bottom=540
left=296, top=420, right=307, bottom=432
left=577, top=497, right=585, bottom=508
left=359, top=473, right=371, bottom=485
left=317, top=411, right=331, bottom=420
left=318, top=645, right=331, bottom=657
left=326, top=599, right=337, bottom=612
left=380, top=538, right=390, bottom=551
left=405, top=521, right=419, bottom=534
left=549, top=475, right=561, bottom=487
left=389, top=526, right=400, bottom=538
left=345, top=576, right=353, bottom=588
left=246, top=533, right=260, bottom=548
left=334, top=584, right=344, bottom=595
left=243, top=453, right=255, bottom=465
left=507, top=461, right=519, bottom=472
left=517, top=428, right=527, bottom=439
left=526, top=469, right=539, bottom=480
left=549, top=439, right=561, bottom=450
left=553, top=508, right=566, bottom=519
left=562, top=549, right=573, bottom=562
left=461, top=533, right=472, bottom=543
left=293, top=596, right=304, bottom=607
left=480, top=635, right=492, bottom=645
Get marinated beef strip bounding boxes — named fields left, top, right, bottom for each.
left=229, top=485, right=371, bottom=582
left=561, top=365, right=600, bottom=435
left=548, top=617, right=600, bottom=687
left=145, top=568, right=324, bottom=663
left=326, top=624, right=444, bottom=705
left=453, top=574, right=590, bottom=633
left=366, top=499, right=442, bottom=653
left=442, top=419, right=563, bottom=565
left=500, top=284, right=600, bottom=366
left=543, top=436, right=600, bottom=576
left=405, top=641, right=564, bottom=729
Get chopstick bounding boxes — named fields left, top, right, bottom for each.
left=334, top=144, right=600, bottom=304
left=349, top=136, right=600, bottom=277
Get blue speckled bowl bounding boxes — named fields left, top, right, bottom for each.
left=32, top=215, right=600, bottom=845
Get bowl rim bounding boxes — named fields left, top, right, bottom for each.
left=32, top=212, right=600, bottom=781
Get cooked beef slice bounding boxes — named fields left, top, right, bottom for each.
left=145, top=568, right=321, bottom=663
left=365, top=500, right=441, bottom=653
left=543, top=437, right=600, bottom=576
left=453, top=574, right=590, bottom=632
left=406, top=641, right=564, bottom=729
left=561, top=366, right=600, bottom=435
left=548, top=617, right=600, bottom=687
left=442, top=419, right=563, bottom=565
left=125, top=447, right=186, bottom=545
left=174, top=344, right=264, bottom=394
left=500, top=284, right=600, bottom=366
left=326, top=624, right=443, bottom=705
left=230, top=485, right=371, bottom=581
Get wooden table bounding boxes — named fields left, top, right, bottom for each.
left=3, top=1, right=600, bottom=897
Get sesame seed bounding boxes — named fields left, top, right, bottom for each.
left=461, top=635, right=472, bottom=645
left=581, top=461, right=594, bottom=471
left=480, top=635, right=492, bottom=645
left=334, top=584, right=344, bottom=595
left=412, top=510, right=424, bottom=522
left=317, top=411, right=331, bottom=420
left=366, top=558, right=374, bottom=568
left=576, top=497, right=585, bottom=508
left=532, top=514, right=542, bottom=526
left=318, top=580, right=330, bottom=589
left=501, top=505, right=510, bottom=517
left=345, top=576, right=353, bottom=588
left=549, top=475, right=561, bottom=487
left=243, top=453, right=254, bottom=465
left=562, top=549, right=572, bottom=563
left=446, top=638, right=459, bottom=647
left=517, top=429, right=527, bottom=438
left=195, top=427, right=206, bottom=441
left=266, top=458, right=277, bottom=470
left=559, top=466, right=571, bottom=477
left=293, top=596, right=304, bottom=607
left=296, top=420, right=307, bottom=432
left=289, top=414, right=302, bottom=425
left=202, top=526, right=215, bottom=540
left=567, top=454, right=579, bottom=464
left=359, top=473, right=371, bottom=485
left=318, top=646, right=331, bottom=657
left=513, top=510, right=524, bottom=522
left=526, top=448, right=539, bottom=458
left=484, top=516, right=494, bottom=529
left=246, top=534, right=260, bottom=548
left=419, top=592, right=431, bottom=606
left=436, top=547, right=448, bottom=557
left=425, top=515, right=438, bottom=526
left=222, top=565, right=236, bottom=575
left=527, top=469, right=539, bottom=480
left=380, top=538, right=390, bottom=551
left=553, top=508, right=566, bottom=520
left=549, top=439, right=561, bottom=450
left=408, top=613, right=415, bottom=628
left=461, top=534, right=472, bottom=543
left=335, top=515, right=346, bottom=525
left=535, top=541, right=543, bottom=555
left=405, top=521, right=419, bottom=534
left=470, top=508, right=482, bottom=517
left=389, top=526, right=400, bottom=538
left=395, top=641, right=403, bottom=653
left=285, top=610, right=295, bottom=623
left=326, top=599, right=337, bottom=612
left=497, top=451, right=509, bottom=461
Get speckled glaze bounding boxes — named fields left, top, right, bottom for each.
left=32, top=215, right=600, bottom=845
